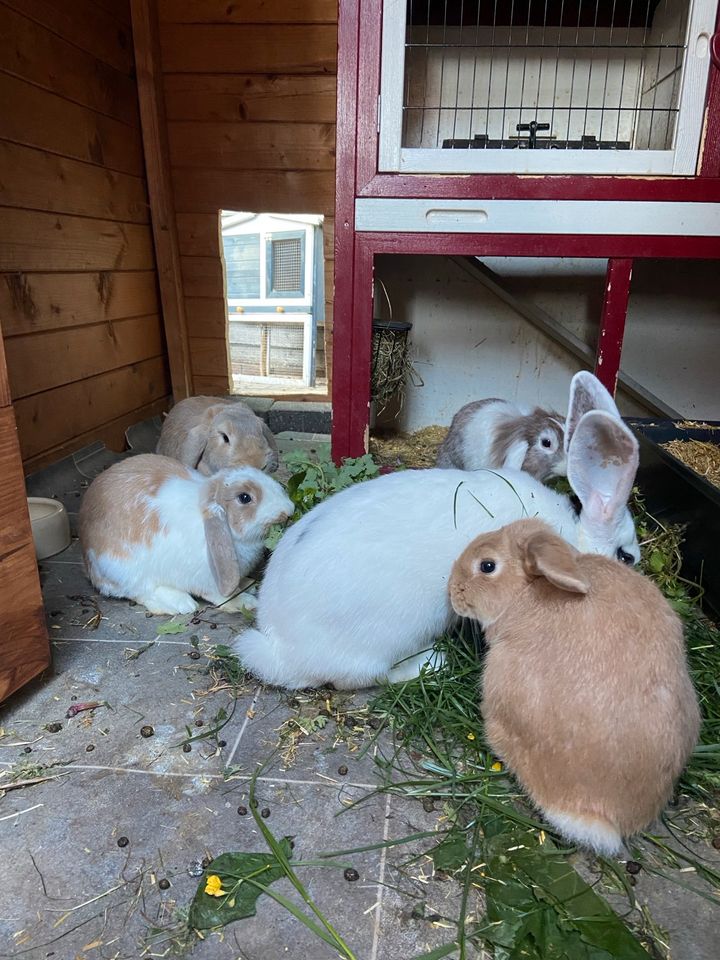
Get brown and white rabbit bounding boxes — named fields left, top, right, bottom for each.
left=436, top=399, right=566, bottom=481
left=79, top=454, right=292, bottom=615
left=449, top=518, right=700, bottom=856
left=157, top=396, right=279, bottom=475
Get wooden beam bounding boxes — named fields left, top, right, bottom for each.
left=595, top=258, right=633, bottom=397
left=130, top=0, right=192, bottom=401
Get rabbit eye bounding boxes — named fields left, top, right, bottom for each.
left=541, top=437, right=552, bottom=449
left=479, top=560, right=496, bottom=574
left=220, top=432, right=230, bottom=444
left=616, top=547, right=635, bottom=565
left=238, top=492, right=253, bottom=504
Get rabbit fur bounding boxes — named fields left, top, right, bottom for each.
left=449, top=517, right=701, bottom=855
left=79, top=454, right=293, bottom=615
left=157, top=396, right=279, bottom=475
left=436, top=399, right=566, bottom=480
left=234, top=372, right=641, bottom=690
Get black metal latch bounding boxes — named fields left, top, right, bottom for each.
left=516, top=121, right=551, bottom=149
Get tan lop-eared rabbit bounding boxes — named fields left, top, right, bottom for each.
left=157, top=396, right=279, bottom=475
left=79, top=454, right=292, bottom=614
left=449, top=518, right=700, bottom=856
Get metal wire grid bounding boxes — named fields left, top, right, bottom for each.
left=271, top=237, right=303, bottom=292
left=402, top=0, right=689, bottom=151
left=230, top=320, right=306, bottom=379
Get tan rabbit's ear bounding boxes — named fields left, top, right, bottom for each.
left=182, top=423, right=209, bottom=471
left=203, top=506, right=241, bottom=597
left=522, top=531, right=590, bottom=595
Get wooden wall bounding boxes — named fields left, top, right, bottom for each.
left=157, top=0, right=337, bottom=396
left=0, top=0, right=170, bottom=472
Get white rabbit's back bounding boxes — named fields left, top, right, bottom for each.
left=243, top=468, right=577, bottom=688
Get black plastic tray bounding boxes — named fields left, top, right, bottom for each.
left=626, top=418, right=720, bottom=618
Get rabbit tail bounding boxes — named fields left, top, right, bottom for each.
left=543, top=808, right=624, bottom=856
left=233, top=625, right=317, bottom=690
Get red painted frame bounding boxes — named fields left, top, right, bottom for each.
left=333, top=0, right=720, bottom=461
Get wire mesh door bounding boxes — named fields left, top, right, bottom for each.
left=379, top=0, right=717, bottom=174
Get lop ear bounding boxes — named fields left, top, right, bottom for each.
left=261, top=422, right=280, bottom=472
left=567, top=410, right=639, bottom=528
left=523, top=531, right=590, bottom=594
left=501, top=438, right=529, bottom=471
left=181, top=423, right=209, bottom=472
left=203, top=505, right=241, bottom=598
left=564, top=371, right=622, bottom=453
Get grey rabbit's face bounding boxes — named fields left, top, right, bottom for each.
left=522, top=418, right=566, bottom=481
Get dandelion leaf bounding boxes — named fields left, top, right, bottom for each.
left=189, top=840, right=292, bottom=930
left=156, top=619, right=188, bottom=635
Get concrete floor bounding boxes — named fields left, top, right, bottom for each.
left=1, top=428, right=719, bottom=959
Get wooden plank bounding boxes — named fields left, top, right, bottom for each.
left=0, top=408, right=34, bottom=553
left=0, top=4, right=140, bottom=125
left=172, top=169, right=335, bottom=215
left=189, top=336, right=230, bottom=378
left=0, top=327, right=11, bottom=407
left=6, top=314, right=165, bottom=399
left=0, top=539, right=50, bottom=703
left=0, top=73, right=144, bottom=176
left=0, top=210, right=155, bottom=272
left=3, top=0, right=135, bottom=75
left=92, top=0, right=132, bottom=23
left=0, top=141, right=149, bottom=223
left=0, top=271, right=158, bottom=337
left=176, top=213, right=221, bottom=256
left=167, top=121, right=335, bottom=171
left=160, top=25, right=337, bottom=74
left=14, top=355, right=170, bottom=459
left=185, top=297, right=227, bottom=339
left=22, top=395, right=169, bottom=474
left=158, top=0, right=337, bottom=23
left=181, top=256, right=224, bottom=298
left=131, top=0, right=192, bottom=401
left=163, top=74, right=336, bottom=123
left=191, top=375, right=228, bottom=395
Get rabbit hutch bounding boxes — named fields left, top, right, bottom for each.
left=332, top=0, right=720, bottom=458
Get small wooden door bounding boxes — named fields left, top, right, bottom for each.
left=0, top=331, right=50, bottom=702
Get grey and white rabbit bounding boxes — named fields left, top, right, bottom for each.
left=436, top=398, right=566, bottom=480
left=233, top=372, right=640, bottom=690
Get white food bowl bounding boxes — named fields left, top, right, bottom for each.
left=28, top=497, right=71, bottom=560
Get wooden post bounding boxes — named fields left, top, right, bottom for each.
left=130, top=0, right=192, bottom=401
left=595, top=258, right=633, bottom=397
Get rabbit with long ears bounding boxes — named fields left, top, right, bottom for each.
left=436, top=399, right=566, bottom=481
left=449, top=518, right=700, bottom=856
left=157, top=396, right=279, bottom=475
left=79, top=454, right=293, bottom=615
left=233, top=372, right=641, bottom=690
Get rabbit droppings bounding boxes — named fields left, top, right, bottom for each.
left=449, top=518, right=701, bottom=856
left=79, top=454, right=292, bottom=615
left=233, top=373, right=641, bottom=690
left=436, top=398, right=566, bottom=480
left=157, top=396, right=279, bottom=475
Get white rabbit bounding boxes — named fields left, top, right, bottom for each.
left=157, top=396, right=279, bottom=475
left=233, top=372, right=640, bottom=690
left=79, top=454, right=293, bottom=615
left=436, top=399, right=566, bottom=480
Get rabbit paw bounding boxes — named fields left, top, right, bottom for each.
left=138, top=587, right=199, bottom=615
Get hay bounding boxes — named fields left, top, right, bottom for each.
left=371, top=325, right=413, bottom=411
left=369, top=425, right=449, bottom=469
left=662, top=438, right=720, bottom=489
left=674, top=420, right=720, bottom=431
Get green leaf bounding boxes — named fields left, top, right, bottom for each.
left=188, top=840, right=293, bottom=930
left=479, top=827, right=651, bottom=960
left=431, top=828, right=468, bottom=871
left=156, top=619, right=188, bottom=635
left=648, top=550, right=666, bottom=573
